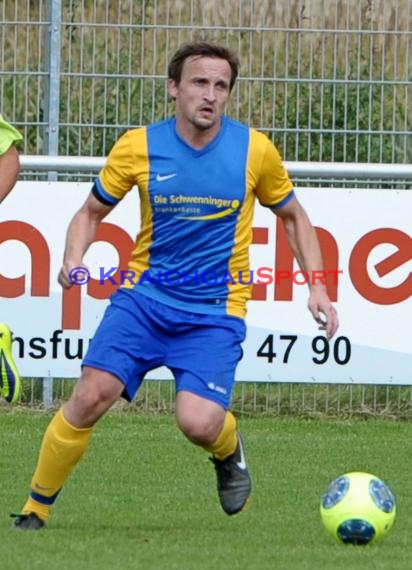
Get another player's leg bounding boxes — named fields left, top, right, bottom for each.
left=12, top=368, right=124, bottom=530
left=176, top=392, right=251, bottom=515
left=0, top=322, right=21, bottom=404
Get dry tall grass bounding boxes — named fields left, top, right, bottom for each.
left=2, top=0, right=411, bottom=76
left=0, top=0, right=411, bottom=161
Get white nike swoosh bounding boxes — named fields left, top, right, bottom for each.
left=156, top=173, right=177, bottom=182
left=236, top=437, right=247, bottom=470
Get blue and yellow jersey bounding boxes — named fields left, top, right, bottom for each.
left=94, top=116, right=294, bottom=318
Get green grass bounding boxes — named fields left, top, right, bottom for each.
left=1, top=411, right=411, bottom=570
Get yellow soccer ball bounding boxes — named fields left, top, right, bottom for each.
left=320, top=472, right=396, bottom=545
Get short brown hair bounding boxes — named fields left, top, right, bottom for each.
left=168, top=41, right=239, bottom=91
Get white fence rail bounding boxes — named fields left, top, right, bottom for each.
left=20, top=156, right=412, bottom=181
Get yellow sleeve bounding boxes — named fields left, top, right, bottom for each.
left=0, top=115, right=23, bottom=155
left=248, top=129, right=293, bottom=208
left=98, top=127, right=148, bottom=201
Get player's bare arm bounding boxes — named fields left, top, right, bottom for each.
left=272, top=196, right=339, bottom=339
left=0, top=145, right=20, bottom=203
left=58, top=192, right=115, bottom=288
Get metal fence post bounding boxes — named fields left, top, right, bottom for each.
left=44, top=0, right=62, bottom=176
left=42, top=0, right=63, bottom=407
left=42, top=375, right=54, bottom=409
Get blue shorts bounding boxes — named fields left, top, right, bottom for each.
left=82, top=289, right=246, bottom=409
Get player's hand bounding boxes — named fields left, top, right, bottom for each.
left=58, top=260, right=89, bottom=289
left=308, top=287, right=339, bottom=340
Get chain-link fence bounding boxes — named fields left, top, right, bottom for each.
left=1, top=0, right=412, bottom=169
left=4, top=378, right=412, bottom=418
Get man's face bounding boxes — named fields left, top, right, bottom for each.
left=168, top=56, right=232, bottom=133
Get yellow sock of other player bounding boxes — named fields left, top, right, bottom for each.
left=203, top=410, right=238, bottom=460
left=22, top=408, right=93, bottom=521
left=0, top=322, right=21, bottom=404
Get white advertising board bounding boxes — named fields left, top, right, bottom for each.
left=0, top=182, right=411, bottom=383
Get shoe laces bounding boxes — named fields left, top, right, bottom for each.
left=209, top=456, right=235, bottom=481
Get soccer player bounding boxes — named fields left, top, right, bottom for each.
left=0, top=116, right=23, bottom=403
left=0, top=114, right=22, bottom=203
left=12, top=41, right=338, bottom=530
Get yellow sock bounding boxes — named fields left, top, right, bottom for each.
left=22, top=407, right=93, bottom=521
left=203, top=411, right=238, bottom=460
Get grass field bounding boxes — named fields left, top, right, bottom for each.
left=1, top=411, right=411, bottom=570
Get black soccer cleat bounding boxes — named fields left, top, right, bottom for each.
left=11, top=512, right=45, bottom=531
left=210, top=431, right=251, bottom=515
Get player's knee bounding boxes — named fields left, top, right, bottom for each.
left=72, top=384, right=103, bottom=413
left=177, top=415, right=220, bottom=446
left=66, top=370, right=122, bottom=426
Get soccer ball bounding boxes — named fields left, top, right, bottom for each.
left=320, top=471, right=396, bottom=545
